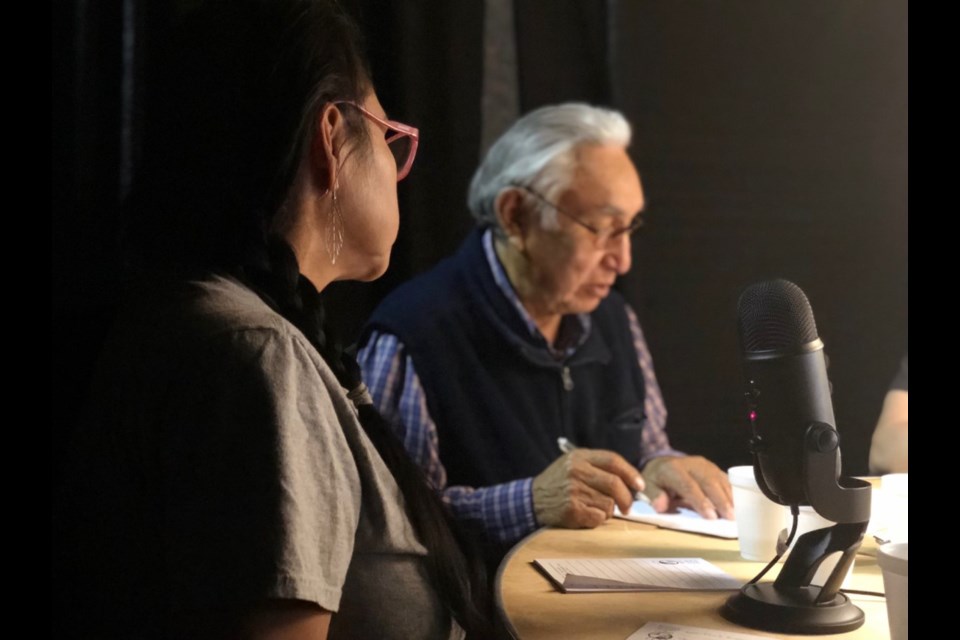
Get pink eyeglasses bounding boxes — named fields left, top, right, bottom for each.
left=334, top=101, right=420, bottom=181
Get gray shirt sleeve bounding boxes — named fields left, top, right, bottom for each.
left=159, top=326, right=361, bottom=615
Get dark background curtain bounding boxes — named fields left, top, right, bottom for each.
left=52, top=0, right=906, bottom=496
left=607, top=1, right=908, bottom=473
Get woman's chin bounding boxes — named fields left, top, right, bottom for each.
left=349, top=253, right=392, bottom=282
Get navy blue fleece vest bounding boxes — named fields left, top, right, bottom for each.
left=362, top=229, right=647, bottom=488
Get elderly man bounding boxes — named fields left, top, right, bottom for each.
left=358, top=103, right=733, bottom=546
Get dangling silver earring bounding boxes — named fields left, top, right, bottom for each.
left=325, top=181, right=344, bottom=264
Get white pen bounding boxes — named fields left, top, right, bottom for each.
left=556, top=437, right=653, bottom=506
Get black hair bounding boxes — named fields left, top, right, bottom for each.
left=126, top=0, right=369, bottom=270
left=126, top=0, right=492, bottom=635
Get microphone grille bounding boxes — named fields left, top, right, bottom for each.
left=737, top=279, right=819, bottom=352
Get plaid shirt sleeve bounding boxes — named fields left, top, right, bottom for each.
left=358, top=331, right=539, bottom=544
left=623, top=304, right=686, bottom=467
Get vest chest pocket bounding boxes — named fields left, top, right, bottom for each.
left=603, top=406, right=646, bottom=467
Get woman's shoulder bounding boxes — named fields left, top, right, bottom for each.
left=102, top=273, right=341, bottom=410
left=184, top=274, right=343, bottom=393
left=120, top=273, right=313, bottom=360
left=184, top=274, right=299, bottom=340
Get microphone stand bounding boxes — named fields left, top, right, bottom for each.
left=721, top=422, right=872, bottom=635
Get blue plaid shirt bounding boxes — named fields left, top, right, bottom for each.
left=359, top=229, right=681, bottom=544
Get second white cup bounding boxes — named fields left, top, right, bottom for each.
left=878, top=542, right=908, bottom=640
left=728, top=465, right=787, bottom=561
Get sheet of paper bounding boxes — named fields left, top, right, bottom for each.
left=533, top=557, right=741, bottom=593
left=626, top=622, right=771, bottom=640
left=615, top=500, right=739, bottom=539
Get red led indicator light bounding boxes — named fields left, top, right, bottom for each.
left=749, top=410, right=757, bottom=421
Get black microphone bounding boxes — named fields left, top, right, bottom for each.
left=736, top=279, right=869, bottom=523
left=723, top=279, right=872, bottom=635
left=737, top=279, right=835, bottom=508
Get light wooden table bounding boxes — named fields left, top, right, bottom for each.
left=495, top=518, right=889, bottom=639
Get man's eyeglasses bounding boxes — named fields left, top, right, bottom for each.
left=335, top=101, right=420, bottom=181
left=512, top=184, right=644, bottom=247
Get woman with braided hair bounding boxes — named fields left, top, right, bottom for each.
left=63, top=1, right=491, bottom=638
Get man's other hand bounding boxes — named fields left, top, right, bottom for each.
left=642, top=455, right=734, bottom=520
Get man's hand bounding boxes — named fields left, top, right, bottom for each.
left=642, top=455, right=734, bottom=520
left=532, top=449, right=645, bottom=529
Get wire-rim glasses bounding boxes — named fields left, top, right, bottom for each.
left=512, top=183, right=644, bottom=247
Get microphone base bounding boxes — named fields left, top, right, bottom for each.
left=721, top=583, right=864, bottom=635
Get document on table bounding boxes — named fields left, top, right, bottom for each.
left=614, top=500, right=739, bottom=539
left=532, top=557, right=741, bottom=593
left=626, top=622, right=771, bottom=640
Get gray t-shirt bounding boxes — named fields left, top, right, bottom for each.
left=70, top=274, right=461, bottom=639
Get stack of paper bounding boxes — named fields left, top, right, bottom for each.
left=627, top=622, right=771, bottom=640
left=533, top=557, right=742, bottom=593
left=615, top=500, right=739, bottom=539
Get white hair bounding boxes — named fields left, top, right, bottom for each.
left=467, top=103, right=632, bottom=231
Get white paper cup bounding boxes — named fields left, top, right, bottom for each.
left=879, top=474, right=909, bottom=543
left=878, top=542, right=908, bottom=640
left=782, top=506, right=855, bottom=588
left=728, top=466, right=787, bottom=561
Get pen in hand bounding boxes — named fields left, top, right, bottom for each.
left=556, top=437, right=653, bottom=507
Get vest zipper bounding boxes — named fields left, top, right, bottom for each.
left=561, top=366, right=574, bottom=391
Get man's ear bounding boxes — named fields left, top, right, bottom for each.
left=310, top=103, right=349, bottom=194
left=494, top=188, right=532, bottom=250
